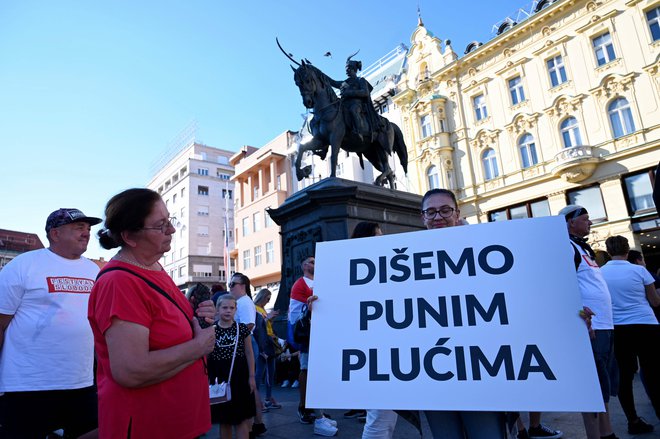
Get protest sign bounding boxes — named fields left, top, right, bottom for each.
left=306, top=216, right=604, bottom=412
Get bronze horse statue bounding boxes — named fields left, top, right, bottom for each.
left=277, top=39, right=407, bottom=188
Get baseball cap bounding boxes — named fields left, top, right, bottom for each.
left=45, top=208, right=102, bottom=232
left=558, top=204, right=588, bottom=221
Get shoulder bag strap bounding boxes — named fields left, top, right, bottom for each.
left=226, top=322, right=239, bottom=382
left=97, top=266, right=194, bottom=336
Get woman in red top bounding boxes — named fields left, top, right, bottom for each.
left=88, top=188, right=216, bottom=439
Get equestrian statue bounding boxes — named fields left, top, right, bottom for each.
left=277, top=38, right=408, bottom=188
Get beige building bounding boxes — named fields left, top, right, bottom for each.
left=394, top=0, right=660, bottom=267
left=230, top=132, right=297, bottom=292
left=149, top=141, right=235, bottom=290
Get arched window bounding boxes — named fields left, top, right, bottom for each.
left=427, top=165, right=440, bottom=190
left=608, top=98, right=636, bottom=138
left=482, top=148, right=500, bottom=181
left=518, top=133, right=538, bottom=168
left=560, top=117, right=582, bottom=148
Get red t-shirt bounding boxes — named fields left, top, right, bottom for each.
left=88, top=260, right=211, bottom=439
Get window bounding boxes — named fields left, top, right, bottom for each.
left=178, top=265, right=186, bottom=277
left=243, top=250, right=251, bottom=269
left=547, top=55, right=567, bottom=87
left=197, top=205, right=209, bottom=216
left=172, top=194, right=177, bottom=204
left=180, top=207, right=185, bottom=219
left=488, top=199, right=551, bottom=222
left=253, top=186, right=259, bottom=200
left=253, top=212, right=261, bottom=232
left=198, top=168, right=209, bottom=176
left=427, top=165, right=440, bottom=189
left=198, top=245, right=210, bottom=255
left=647, top=7, right=660, bottom=42
left=217, top=170, right=230, bottom=179
left=264, top=211, right=273, bottom=228
left=181, top=187, right=185, bottom=198
left=179, top=247, right=185, bottom=258
left=508, top=76, right=525, bottom=105
left=624, top=170, right=656, bottom=213
left=242, top=217, right=249, bottom=236
left=420, top=114, right=433, bottom=138
left=482, top=148, right=499, bottom=181
left=193, top=264, right=213, bottom=277
left=608, top=98, right=635, bottom=138
left=560, top=117, right=582, bottom=148
left=567, top=186, right=607, bottom=222
left=222, top=189, right=233, bottom=199
left=197, top=225, right=209, bottom=237
left=592, top=32, right=616, bottom=66
left=266, top=241, right=274, bottom=263
left=518, top=134, right=538, bottom=168
left=473, top=95, right=488, bottom=121
left=254, top=246, right=262, bottom=266
left=198, top=186, right=209, bottom=196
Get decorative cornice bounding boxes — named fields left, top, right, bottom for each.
left=505, top=113, right=541, bottom=135
left=470, top=129, right=501, bottom=150
left=544, top=94, right=587, bottom=120
left=495, top=57, right=531, bottom=76
left=463, top=76, right=493, bottom=94
left=589, top=72, right=637, bottom=101
left=576, top=10, right=621, bottom=34
left=532, top=35, right=572, bottom=56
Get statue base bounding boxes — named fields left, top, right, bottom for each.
left=267, top=177, right=423, bottom=335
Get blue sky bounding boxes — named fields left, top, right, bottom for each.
left=0, top=0, right=531, bottom=259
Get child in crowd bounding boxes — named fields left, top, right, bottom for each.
left=208, top=294, right=257, bottom=439
left=276, top=341, right=301, bottom=388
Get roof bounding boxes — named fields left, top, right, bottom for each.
left=0, top=229, right=44, bottom=253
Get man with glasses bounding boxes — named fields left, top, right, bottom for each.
left=0, top=208, right=102, bottom=438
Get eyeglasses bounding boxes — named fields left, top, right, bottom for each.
left=229, top=281, right=244, bottom=288
left=142, top=217, right=176, bottom=233
left=421, top=207, right=455, bottom=219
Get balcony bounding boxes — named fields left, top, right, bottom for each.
left=550, top=145, right=599, bottom=183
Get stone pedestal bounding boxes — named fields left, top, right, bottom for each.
left=267, top=177, right=423, bottom=331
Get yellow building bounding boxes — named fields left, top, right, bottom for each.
left=394, top=0, right=660, bottom=267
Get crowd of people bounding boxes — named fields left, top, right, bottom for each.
left=0, top=182, right=659, bottom=439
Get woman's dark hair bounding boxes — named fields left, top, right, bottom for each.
left=627, top=249, right=644, bottom=264
left=351, top=222, right=381, bottom=239
left=421, top=188, right=458, bottom=209
left=605, top=235, right=630, bottom=257
left=98, top=188, right=162, bottom=250
left=231, top=272, right=252, bottom=298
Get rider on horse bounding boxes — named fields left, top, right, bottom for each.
left=329, top=54, right=381, bottom=143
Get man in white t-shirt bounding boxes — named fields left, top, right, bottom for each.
left=229, top=272, right=267, bottom=436
left=0, top=208, right=101, bottom=439
left=558, top=205, right=618, bottom=439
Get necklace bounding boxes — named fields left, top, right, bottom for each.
left=113, top=252, right=162, bottom=271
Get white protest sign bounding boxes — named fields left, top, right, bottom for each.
left=307, top=216, right=604, bottom=412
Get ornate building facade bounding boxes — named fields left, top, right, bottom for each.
left=394, top=0, right=660, bottom=268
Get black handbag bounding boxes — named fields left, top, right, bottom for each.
left=293, top=305, right=311, bottom=345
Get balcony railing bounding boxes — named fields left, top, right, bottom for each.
left=551, top=145, right=599, bottom=182
left=554, top=145, right=593, bottom=166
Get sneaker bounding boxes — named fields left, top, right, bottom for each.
left=265, top=400, right=282, bottom=409
left=291, top=380, right=300, bottom=388
left=323, top=416, right=337, bottom=427
left=299, top=408, right=315, bottom=424
left=314, top=418, right=338, bottom=436
left=517, top=428, right=530, bottom=439
left=528, top=424, right=562, bottom=439
left=343, top=409, right=365, bottom=418
left=281, top=380, right=290, bottom=388
left=252, top=422, right=267, bottom=437
left=628, top=417, right=654, bottom=434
